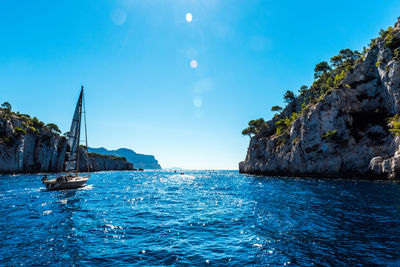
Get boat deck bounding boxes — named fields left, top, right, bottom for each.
left=45, top=176, right=89, bottom=190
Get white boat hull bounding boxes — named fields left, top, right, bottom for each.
left=44, top=176, right=89, bottom=191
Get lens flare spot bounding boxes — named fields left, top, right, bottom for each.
left=186, top=13, right=193, bottom=22
left=190, top=59, right=198, bottom=69
left=111, top=8, right=126, bottom=25
left=193, top=96, right=202, bottom=108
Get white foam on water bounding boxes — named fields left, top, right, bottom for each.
left=169, top=174, right=196, bottom=180
left=43, top=210, right=52, bottom=215
left=81, top=184, right=94, bottom=190
left=57, top=199, right=67, bottom=205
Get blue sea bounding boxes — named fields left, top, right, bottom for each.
left=1, top=170, right=400, bottom=266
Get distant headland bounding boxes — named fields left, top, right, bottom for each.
left=88, top=147, right=162, bottom=170
left=240, top=18, right=400, bottom=180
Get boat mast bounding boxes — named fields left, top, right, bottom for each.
left=83, top=89, right=90, bottom=176
left=75, top=86, right=83, bottom=177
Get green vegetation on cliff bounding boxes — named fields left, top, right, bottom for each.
left=88, top=152, right=127, bottom=161
left=0, top=102, right=65, bottom=146
left=242, top=44, right=364, bottom=139
left=388, top=114, right=400, bottom=136
left=242, top=118, right=268, bottom=137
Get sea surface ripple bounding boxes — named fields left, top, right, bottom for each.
left=1, top=170, right=400, bottom=266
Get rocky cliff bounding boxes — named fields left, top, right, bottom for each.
left=0, top=113, right=67, bottom=173
left=0, top=110, right=133, bottom=174
left=88, top=147, right=162, bottom=169
left=240, top=19, right=400, bottom=180
left=79, top=150, right=133, bottom=172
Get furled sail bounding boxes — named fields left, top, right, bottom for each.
left=64, top=89, right=83, bottom=172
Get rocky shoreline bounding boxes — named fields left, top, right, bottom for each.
left=240, top=19, right=400, bottom=180
left=0, top=108, right=133, bottom=174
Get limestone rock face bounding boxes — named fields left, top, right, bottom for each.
left=78, top=150, right=134, bottom=172
left=240, top=23, right=400, bottom=180
left=0, top=116, right=67, bottom=173
left=395, top=17, right=400, bottom=29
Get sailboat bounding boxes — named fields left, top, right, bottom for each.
left=43, top=86, right=90, bottom=190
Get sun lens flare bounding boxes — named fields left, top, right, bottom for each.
left=190, top=59, right=198, bottom=69
left=186, top=13, right=192, bottom=23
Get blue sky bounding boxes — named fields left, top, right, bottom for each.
left=1, top=0, right=399, bottom=169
